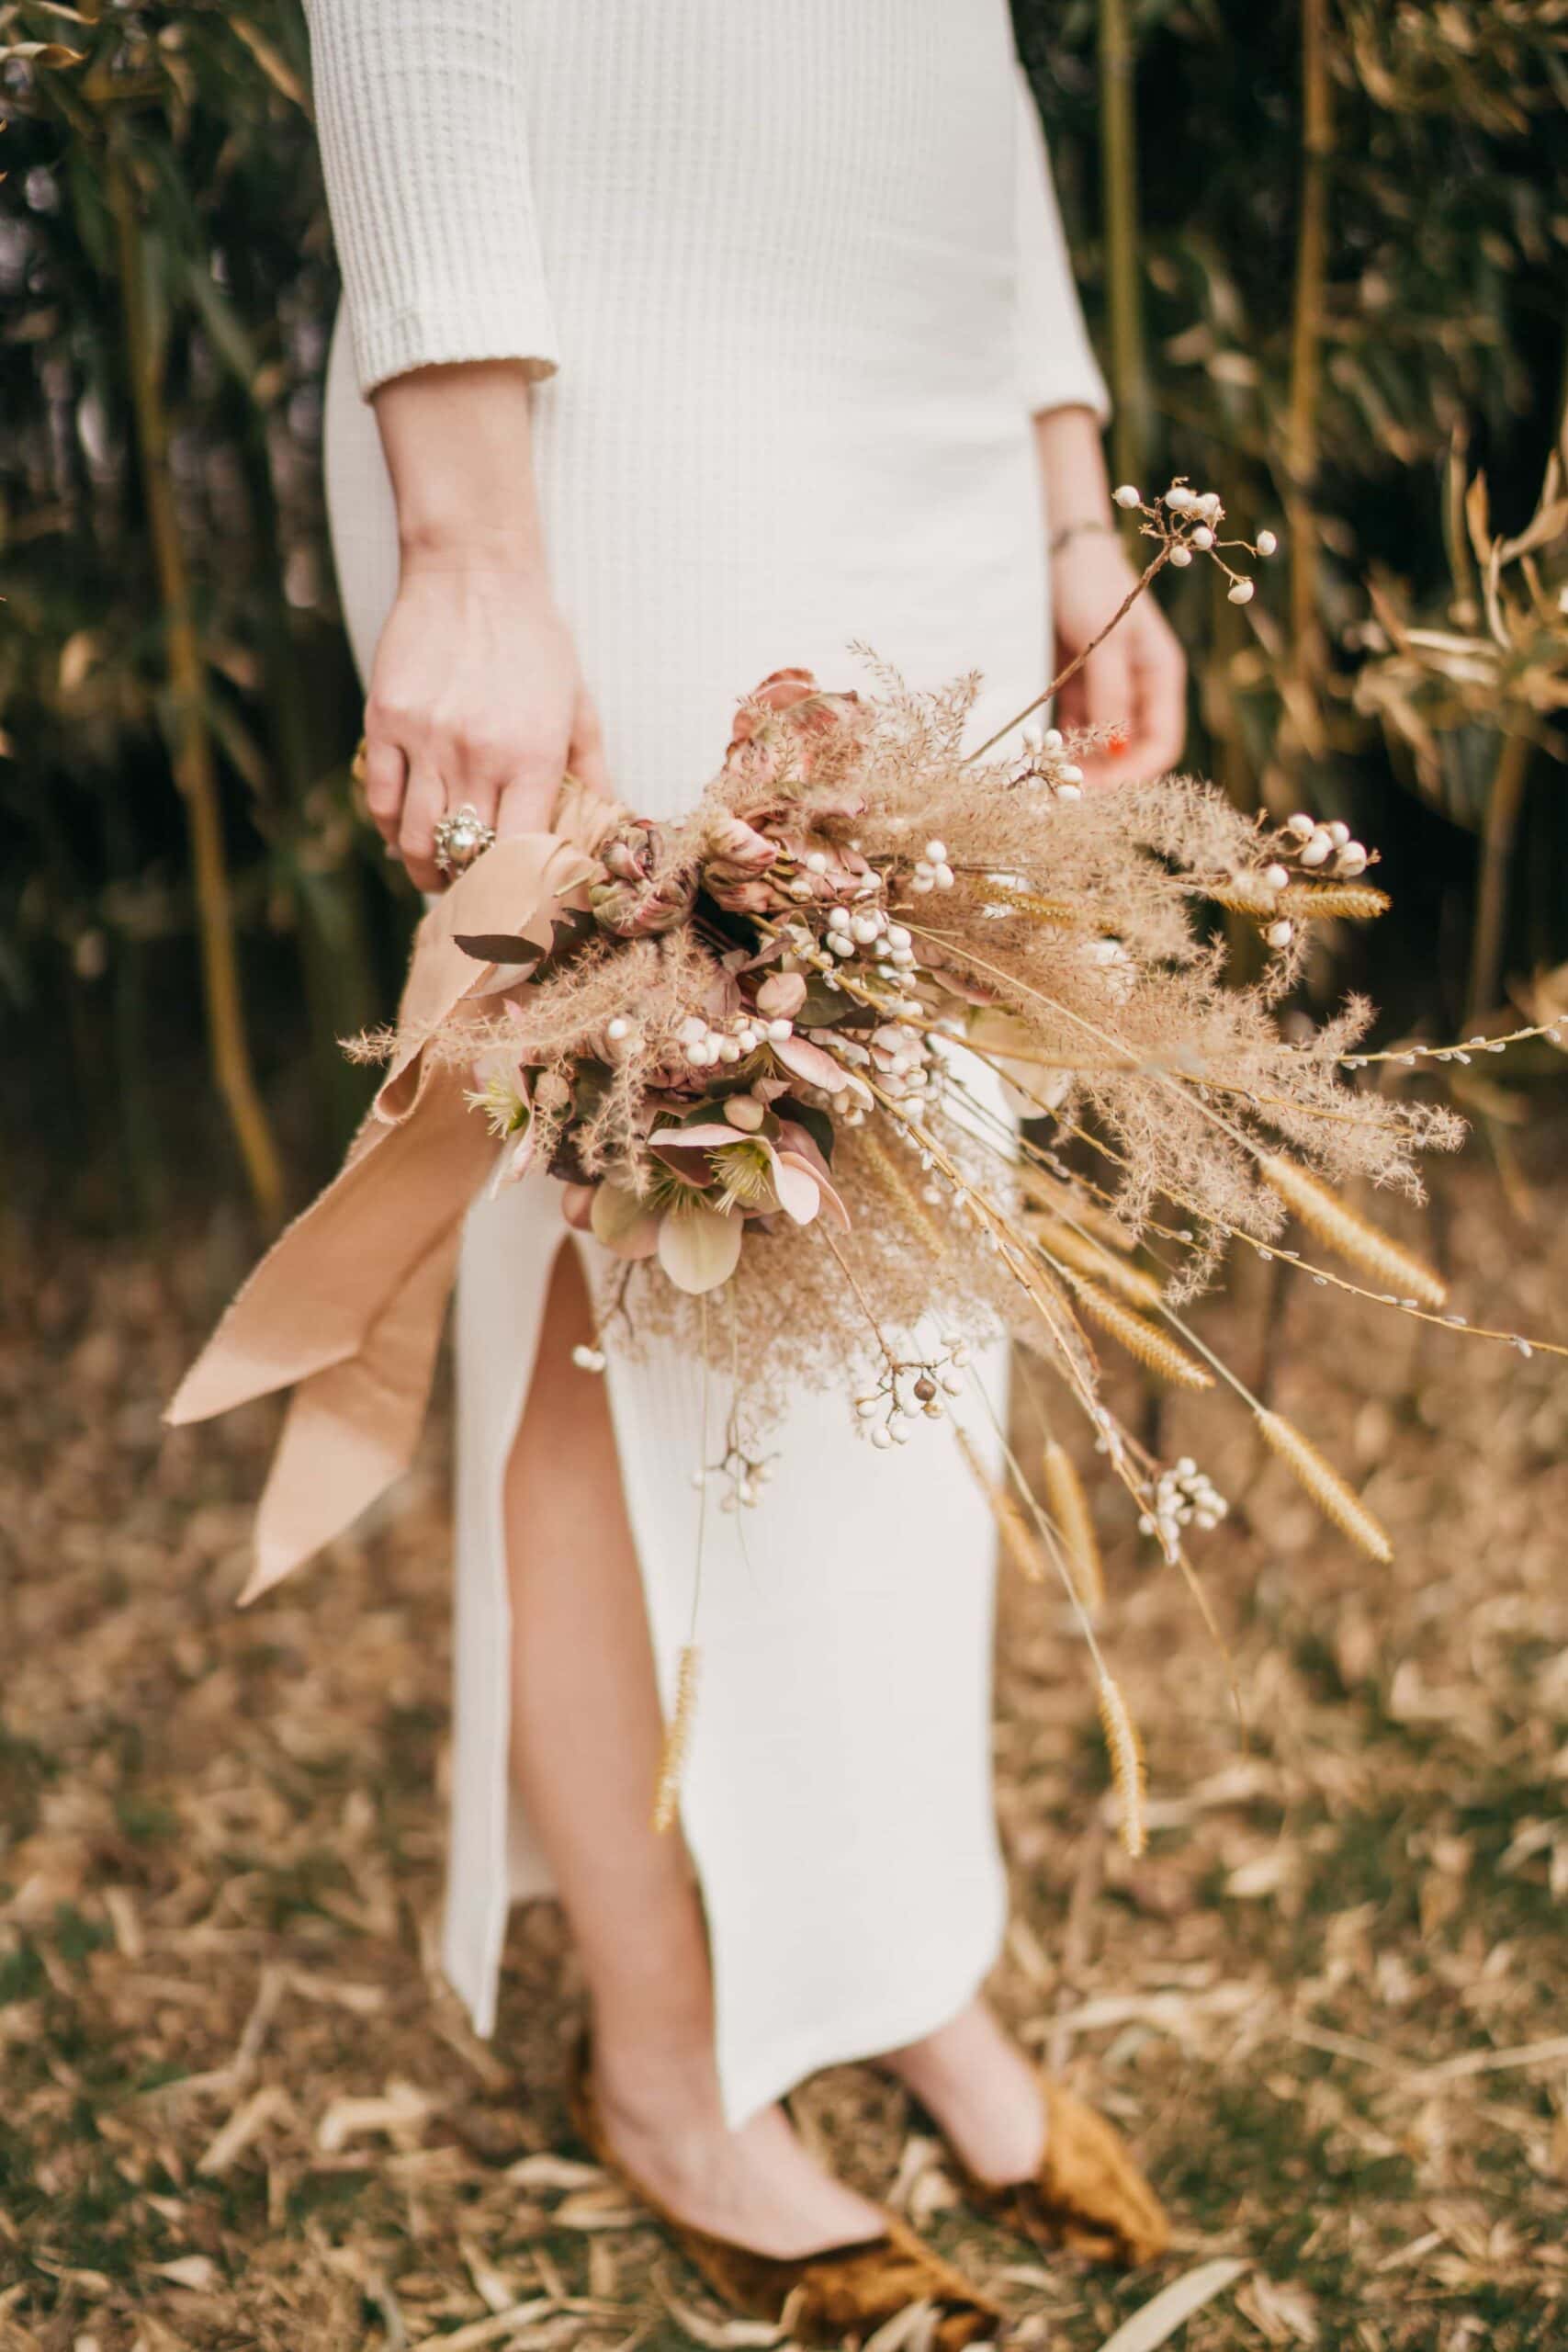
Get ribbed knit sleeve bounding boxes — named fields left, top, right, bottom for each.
left=304, top=0, right=560, bottom=399
left=1014, top=72, right=1111, bottom=423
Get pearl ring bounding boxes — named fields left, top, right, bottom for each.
left=433, top=801, right=497, bottom=878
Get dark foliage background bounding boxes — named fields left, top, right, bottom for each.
left=3, top=0, right=1565, bottom=1231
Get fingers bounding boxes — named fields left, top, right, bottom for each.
left=1058, top=607, right=1188, bottom=788
left=399, top=759, right=448, bottom=894
left=1127, top=609, right=1189, bottom=782
left=1078, top=640, right=1134, bottom=787
left=362, top=737, right=409, bottom=850
left=494, top=750, right=570, bottom=840
left=568, top=690, right=612, bottom=799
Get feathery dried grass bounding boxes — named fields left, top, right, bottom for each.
left=1027, top=1213, right=1164, bottom=1310
left=1062, top=1272, right=1215, bottom=1391
left=1097, top=1670, right=1148, bottom=1859
left=1255, top=1409, right=1394, bottom=1566
left=955, top=1426, right=1049, bottom=1584
left=1258, top=1155, right=1447, bottom=1308
left=1043, top=1440, right=1105, bottom=1613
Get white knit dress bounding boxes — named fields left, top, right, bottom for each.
left=310, top=0, right=1109, bottom=2127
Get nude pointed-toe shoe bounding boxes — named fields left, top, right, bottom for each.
left=568, top=2049, right=1003, bottom=2350
left=952, top=2075, right=1170, bottom=2268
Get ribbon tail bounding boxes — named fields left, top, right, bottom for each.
left=166, top=1080, right=493, bottom=1426
left=239, top=1214, right=466, bottom=1604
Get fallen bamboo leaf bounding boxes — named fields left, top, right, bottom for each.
left=152, top=2257, right=221, bottom=2293
left=1092, top=2256, right=1249, bottom=2351
left=196, top=2084, right=288, bottom=2177
left=554, top=2183, right=649, bottom=2230
left=656, top=2274, right=785, bottom=2347
left=407, top=2301, right=556, bottom=2352
left=504, top=2153, right=607, bottom=2190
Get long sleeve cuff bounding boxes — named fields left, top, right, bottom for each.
left=1014, top=71, right=1111, bottom=424
left=305, top=0, right=561, bottom=400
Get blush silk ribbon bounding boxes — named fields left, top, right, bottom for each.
left=165, top=784, right=615, bottom=1605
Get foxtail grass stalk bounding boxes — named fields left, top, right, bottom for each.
left=1258, top=1155, right=1446, bottom=1308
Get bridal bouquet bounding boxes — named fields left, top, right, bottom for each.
left=170, top=481, right=1564, bottom=1848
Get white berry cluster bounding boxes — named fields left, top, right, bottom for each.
left=1139, top=1456, right=1228, bottom=1550
left=676, top=1008, right=795, bottom=1070
left=693, top=1442, right=777, bottom=1510
left=1111, top=477, right=1276, bottom=603
left=825, top=899, right=919, bottom=972
left=907, top=838, right=956, bottom=895
left=570, top=1342, right=607, bottom=1374
left=1010, top=724, right=1085, bottom=801
left=1284, top=812, right=1370, bottom=878
left=858, top=1337, right=971, bottom=1449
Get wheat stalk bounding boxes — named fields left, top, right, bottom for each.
left=651, top=1645, right=700, bottom=1833
left=1255, top=1409, right=1393, bottom=1565
left=1097, top=1670, right=1147, bottom=1858
left=1063, top=1272, right=1214, bottom=1390
left=955, top=1427, right=1047, bottom=1583
left=1043, top=1441, right=1105, bottom=1611
left=1259, top=1154, right=1447, bottom=1308
left=1027, top=1213, right=1163, bottom=1309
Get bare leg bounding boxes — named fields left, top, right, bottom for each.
left=505, top=1243, right=885, bottom=2256
left=878, top=1998, right=1048, bottom=2182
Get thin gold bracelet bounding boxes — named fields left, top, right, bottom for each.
left=1048, top=516, right=1117, bottom=559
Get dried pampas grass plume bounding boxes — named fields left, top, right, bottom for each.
left=1062, top=1272, right=1215, bottom=1391
left=1255, top=1409, right=1393, bottom=1566
left=1097, top=1671, right=1147, bottom=1859
left=651, top=1645, right=700, bottom=1833
left=955, top=1427, right=1047, bottom=1584
left=1042, top=1440, right=1104, bottom=1613
left=1259, top=1155, right=1447, bottom=1309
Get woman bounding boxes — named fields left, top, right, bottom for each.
left=309, top=0, right=1185, bottom=2332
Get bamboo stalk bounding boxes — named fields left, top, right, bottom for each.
left=1280, top=0, right=1334, bottom=784
left=1099, top=0, right=1149, bottom=488
left=1465, top=730, right=1530, bottom=1027
left=106, top=141, right=285, bottom=1227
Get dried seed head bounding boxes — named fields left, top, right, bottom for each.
left=1097, top=1671, right=1147, bottom=1858
left=1278, top=881, right=1391, bottom=922
left=1043, top=1440, right=1105, bottom=1613
left=1255, top=1409, right=1393, bottom=1565
left=1258, top=1155, right=1446, bottom=1310
left=1029, top=1214, right=1164, bottom=1311
left=955, top=1427, right=1047, bottom=1584
left=1065, top=1275, right=1214, bottom=1391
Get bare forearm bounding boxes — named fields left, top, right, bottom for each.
left=1032, top=403, right=1114, bottom=537
left=359, top=361, right=604, bottom=887
left=373, top=359, right=550, bottom=578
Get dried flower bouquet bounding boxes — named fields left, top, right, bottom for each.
left=175, top=481, right=1568, bottom=1849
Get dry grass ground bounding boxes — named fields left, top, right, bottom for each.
left=4, top=1151, right=1567, bottom=2352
